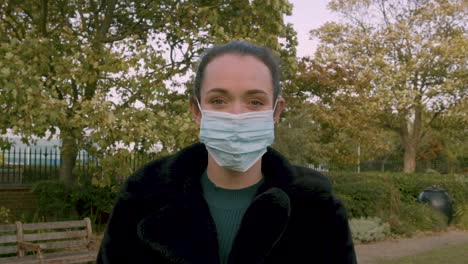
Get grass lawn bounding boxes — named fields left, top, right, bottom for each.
left=379, top=242, right=468, bottom=264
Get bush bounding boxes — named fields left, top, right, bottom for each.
left=349, top=217, right=390, bottom=243
left=393, top=202, right=448, bottom=236
left=333, top=177, right=400, bottom=219
left=31, top=179, right=117, bottom=226
left=70, top=182, right=116, bottom=226
left=32, top=181, right=77, bottom=221
left=453, top=203, right=468, bottom=230
left=326, top=171, right=465, bottom=237
left=392, top=173, right=468, bottom=206
left=0, top=206, right=12, bottom=224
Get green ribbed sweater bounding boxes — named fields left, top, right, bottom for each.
left=201, top=172, right=263, bottom=264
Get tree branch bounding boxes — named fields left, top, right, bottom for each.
left=97, top=0, right=117, bottom=42
left=40, top=0, right=48, bottom=36
left=72, top=79, right=79, bottom=102
left=78, top=6, right=89, bottom=35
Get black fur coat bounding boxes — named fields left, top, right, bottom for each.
left=97, top=143, right=357, bottom=264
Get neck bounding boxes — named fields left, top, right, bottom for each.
left=207, top=154, right=263, bottom=189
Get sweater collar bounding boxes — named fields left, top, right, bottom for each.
left=201, top=170, right=264, bottom=209
left=167, top=143, right=296, bottom=197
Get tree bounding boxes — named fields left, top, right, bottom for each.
left=310, top=0, right=467, bottom=173
left=0, top=0, right=297, bottom=186
left=421, top=97, right=468, bottom=173
left=275, top=57, right=398, bottom=170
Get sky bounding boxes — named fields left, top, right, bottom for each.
left=285, top=0, right=339, bottom=57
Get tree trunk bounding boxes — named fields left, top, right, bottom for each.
left=400, top=106, right=422, bottom=174
left=380, top=155, right=389, bottom=172
left=59, top=131, right=79, bottom=186
left=403, top=141, right=417, bottom=173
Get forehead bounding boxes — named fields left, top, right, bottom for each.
left=201, top=54, right=273, bottom=95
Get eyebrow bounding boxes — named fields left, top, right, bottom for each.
left=206, top=88, right=269, bottom=96
left=245, top=89, right=269, bottom=96
left=206, top=88, right=229, bottom=95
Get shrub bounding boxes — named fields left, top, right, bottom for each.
left=453, top=203, right=468, bottom=230
left=392, top=173, right=468, bottom=206
left=349, top=217, right=390, bottom=243
left=391, top=202, right=448, bottom=236
left=70, top=182, right=116, bottom=226
left=333, top=178, right=399, bottom=219
left=31, top=179, right=117, bottom=226
left=32, top=181, right=77, bottom=221
left=0, top=206, right=12, bottom=224
left=326, top=171, right=465, bottom=237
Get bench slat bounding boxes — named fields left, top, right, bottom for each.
left=0, top=218, right=95, bottom=263
left=0, top=224, right=16, bottom=232
left=0, top=254, right=39, bottom=264
left=40, top=239, right=88, bottom=250
left=24, top=230, right=87, bottom=242
left=22, top=220, right=86, bottom=231
left=0, top=245, right=17, bottom=255
left=42, top=250, right=97, bottom=263
left=0, top=251, right=98, bottom=264
left=0, top=235, right=17, bottom=244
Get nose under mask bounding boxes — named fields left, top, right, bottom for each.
left=197, top=99, right=276, bottom=172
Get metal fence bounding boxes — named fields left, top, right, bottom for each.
left=0, top=147, right=159, bottom=185
left=0, top=147, right=160, bottom=185
left=1, top=147, right=465, bottom=185
left=307, top=158, right=466, bottom=174
left=0, top=148, right=96, bottom=184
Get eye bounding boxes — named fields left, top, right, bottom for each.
left=248, top=100, right=264, bottom=107
left=210, top=98, right=226, bottom=105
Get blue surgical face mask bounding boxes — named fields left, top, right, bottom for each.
left=197, top=100, right=276, bottom=172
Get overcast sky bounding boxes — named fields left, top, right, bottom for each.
left=285, top=0, right=339, bottom=57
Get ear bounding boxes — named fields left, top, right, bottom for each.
left=273, top=96, right=285, bottom=124
left=189, top=96, right=202, bottom=124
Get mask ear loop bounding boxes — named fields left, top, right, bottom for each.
left=195, top=97, right=203, bottom=117
left=273, top=97, right=281, bottom=123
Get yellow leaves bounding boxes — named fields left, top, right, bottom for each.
left=270, top=0, right=280, bottom=9
left=178, top=122, right=190, bottom=132
left=0, top=0, right=297, bottom=180
left=0, top=67, right=10, bottom=77
left=4, top=52, right=14, bottom=60
left=157, top=111, right=167, bottom=118
left=104, top=112, right=116, bottom=125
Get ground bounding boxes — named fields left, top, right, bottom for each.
left=356, top=229, right=468, bottom=264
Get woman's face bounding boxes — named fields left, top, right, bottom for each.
left=191, top=54, right=284, bottom=123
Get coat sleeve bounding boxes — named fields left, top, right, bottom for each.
left=96, top=180, right=147, bottom=263
left=289, top=166, right=357, bottom=263
left=330, top=198, right=357, bottom=263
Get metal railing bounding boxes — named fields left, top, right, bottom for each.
left=1, top=147, right=464, bottom=185
left=0, top=147, right=160, bottom=185
left=0, top=148, right=96, bottom=184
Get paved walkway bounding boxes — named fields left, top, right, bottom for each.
left=355, top=230, right=468, bottom=264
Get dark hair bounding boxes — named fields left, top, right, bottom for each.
left=193, top=41, right=280, bottom=101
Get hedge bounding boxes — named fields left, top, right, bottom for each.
left=29, top=171, right=468, bottom=237
left=326, top=172, right=468, bottom=236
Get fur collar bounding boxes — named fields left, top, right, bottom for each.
left=125, top=143, right=327, bottom=264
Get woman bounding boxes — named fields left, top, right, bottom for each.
left=97, top=41, right=357, bottom=264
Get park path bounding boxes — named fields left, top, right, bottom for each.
left=355, top=229, right=468, bottom=264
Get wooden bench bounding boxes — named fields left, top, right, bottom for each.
left=0, top=218, right=97, bottom=264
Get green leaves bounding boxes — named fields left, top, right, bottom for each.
left=304, top=0, right=467, bottom=172
left=0, top=0, right=297, bottom=185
